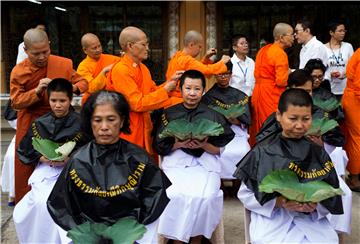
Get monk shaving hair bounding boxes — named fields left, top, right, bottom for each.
left=106, top=26, right=183, bottom=160
left=77, top=33, right=121, bottom=104
left=234, top=88, right=343, bottom=244
left=166, top=30, right=230, bottom=100
left=249, top=22, right=294, bottom=146
left=10, top=28, right=87, bottom=203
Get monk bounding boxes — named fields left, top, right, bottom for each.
left=249, top=23, right=294, bottom=146
left=343, top=48, right=360, bottom=191
left=106, top=26, right=182, bottom=159
left=10, top=28, right=88, bottom=203
left=77, top=33, right=121, bottom=105
left=166, top=30, right=230, bottom=98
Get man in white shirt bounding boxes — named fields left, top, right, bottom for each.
left=295, top=18, right=328, bottom=69
left=229, top=34, right=255, bottom=96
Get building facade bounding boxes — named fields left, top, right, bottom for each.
left=2, top=1, right=360, bottom=93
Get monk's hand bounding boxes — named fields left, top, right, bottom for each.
left=170, top=70, right=184, bottom=82
left=205, top=48, right=217, bottom=59
left=220, top=55, right=231, bottom=64
left=307, top=135, right=324, bottom=147
left=102, top=64, right=114, bottom=76
left=35, top=78, right=52, bottom=95
left=164, top=80, right=177, bottom=92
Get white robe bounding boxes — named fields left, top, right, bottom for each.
left=1, top=120, right=16, bottom=198
left=158, top=150, right=223, bottom=242
left=219, top=124, right=250, bottom=179
left=324, top=143, right=352, bottom=234
left=238, top=183, right=339, bottom=244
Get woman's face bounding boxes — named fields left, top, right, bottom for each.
left=311, top=69, right=324, bottom=89
left=91, top=103, right=123, bottom=145
left=276, top=105, right=312, bottom=139
left=330, top=24, right=346, bottom=42
left=181, top=77, right=204, bottom=109
left=49, top=91, right=71, bottom=118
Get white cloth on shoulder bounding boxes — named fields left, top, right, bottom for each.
left=219, top=124, right=250, bottom=179
left=238, top=183, right=338, bottom=244
left=158, top=150, right=223, bottom=242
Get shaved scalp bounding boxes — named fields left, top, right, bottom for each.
left=183, top=30, right=203, bottom=46
left=273, top=23, right=292, bottom=40
left=119, top=26, right=145, bottom=50
left=23, top=28, right=48, bottom=49
left=81, top=33, right=100, bottom=48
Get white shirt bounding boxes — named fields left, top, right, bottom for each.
left=230, top=54, right=255, bottom=96
left=324, top=42, right=354, bottom=95
left=16, top=42, right=28, bottom=64
left=299, top=36, right=328, bottom=69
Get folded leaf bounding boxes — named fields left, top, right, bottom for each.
left=159, top=118, right=224, bottom=141
left=313, top=97, right=340, bottom=112
left=259, top=169, right=343, bottom=202
left=306, top=118, right=339, bottom=136
left=209, top=103, right=246, bottom=119
left=67, top=217, right=146, bottom=244
left=32, top=138, right=76, bottom=161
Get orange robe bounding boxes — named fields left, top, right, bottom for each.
left=106, top=54, right=174, bottom=158
left=165, top=51, right=227, bottom=100
left=10, top=55, right=88, bottom=203
left=77, top=53, right=121, bottom=105
left=249, top=43, right=289, bottom=146
left=343, top=48, right=360, bottom=174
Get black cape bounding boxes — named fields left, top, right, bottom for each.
left=201, top=84, right=251, bottom=126
left=256, top=106, right=345, bottom=147
left=17, top=110, right=85, bottom=165
left=153, top=103, right=235, bottom=157
left=234, top=132, right=343, bottom=214
left=47, top=139, right=171, bottom=231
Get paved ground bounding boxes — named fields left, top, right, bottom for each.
left=1, top=191, right=360, bottom=243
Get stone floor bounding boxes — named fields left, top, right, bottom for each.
left=1, top=191, right=360, bottom=243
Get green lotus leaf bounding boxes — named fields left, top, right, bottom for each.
left=32, top=138, right=76, bottom=161
left=159, top=118, right=224, bottom=141
left=306, top=118, right=339, bottom=136
left=191, top=118, right=224, bottom=140
left=313, top=97, right=340, bottom=112
left=259, top=169, right=343, bottom=203
left=158, top=119, right=192, bottom=140
left=67, top=218, right=146, bottom=244
left=209, top=104, right=246, bottom=119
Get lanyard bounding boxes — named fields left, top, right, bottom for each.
left=237, top=61, right=248, bottom=83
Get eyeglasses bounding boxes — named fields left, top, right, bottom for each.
left=132, top=41, right=149, bottom=48
left=294, top=29, right=304, bottom=35
left=311, top=75, right=324, bottom=81
left=283, top=33, right=295, bottom=37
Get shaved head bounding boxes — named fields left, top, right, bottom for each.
left=119, top=26, right=146, bottom=51
left=81, top=33, right=100, bottom=48
left=23, top=28, right=48, bottom=49
left=184, top=30, right=203, bottom=46
left=273, top=23, right=293, bottom=40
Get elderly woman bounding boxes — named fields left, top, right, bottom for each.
left=153, top=70, right=234, bottom=243
left=47, top=90, right=171, bottom=244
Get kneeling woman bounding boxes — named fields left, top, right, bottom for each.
left=153, top=70, right=235, bottom=243
left=234, top=89, right=343, bottom=244
left=47, top=91, right=171, bottom=244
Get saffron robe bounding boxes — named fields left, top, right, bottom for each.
left=202, top=84, right=251, bottom=179
left=343, top=48, right=360, bottom=174
left=10, top=55, right=88, bottom=203
left=47, top=139, right=171, bottom=231
left=77, top=53, right=121, bottom=105
left=249, top=43, right=289, bottom=146
left=106, top=54, right=175, bottom=159
left=13, top=110, right=84, bottom=243
left=165, top=51, right=227, bottom=99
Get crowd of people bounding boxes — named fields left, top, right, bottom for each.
left=1, top=16, right=359, bottom=244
